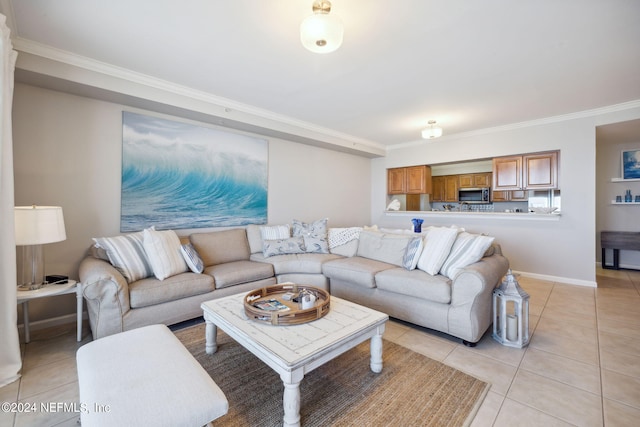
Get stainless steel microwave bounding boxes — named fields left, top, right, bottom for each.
left=458, top=187, right=490, bottom=204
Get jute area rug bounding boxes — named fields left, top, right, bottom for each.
left=175, top=324, right=489, bottom=427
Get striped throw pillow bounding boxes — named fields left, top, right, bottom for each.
left=143, top=228, right=188, bottom=280
left=416, top=227, right=459, bottom=275
left=440, top=232, right=495, bottom=279
left=402, top=236, right=424, bottom=270
left=259, top=224, right=290, bottom=240
left=180, top=243, right=204, bottom=273
left=93, top=231, right=153, bottom=283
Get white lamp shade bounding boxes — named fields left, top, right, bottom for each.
left=300, top=13, right=343, bottom=53
left=15, top=206, right=67, bottom=245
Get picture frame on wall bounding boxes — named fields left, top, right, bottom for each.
left=120, top=111, right=268, bottom=232
left=622, top=149, right=640, bottom=179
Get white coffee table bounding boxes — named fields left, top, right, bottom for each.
left=201, top=292, right=388, bottom=427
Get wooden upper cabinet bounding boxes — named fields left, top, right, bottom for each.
left=474, top=173, right=492, bottom=188
left=493, top=151, right=559, bottom=191
left=444, top=175, right=459, bottom=201
left=406, top=165, right=432, bottom=194
left=431, top=176, right=445, bottom=201
left=460, top=173, right=492, bottom=188
left=387, top=168, right=406, bottom=194
left=523, top=152, right=558, bottom=189
left=388, top=165, right=432, bottom=195
left=493, top=156, right=523, bottom=191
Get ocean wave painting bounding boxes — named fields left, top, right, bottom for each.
left=121, top=112, right=268, bottom=232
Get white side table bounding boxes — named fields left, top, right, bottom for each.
left=16, top=280, right=83, bottom=343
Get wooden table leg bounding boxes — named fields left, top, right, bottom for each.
left=281, top=370, right=303, bottom=427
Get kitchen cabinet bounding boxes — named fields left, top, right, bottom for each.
left=445, top=176, right=458, bottom=201
left=431, top=175, right=458, bottom=202
left=431, top=176, right=445, bottom=201
left=387, top=168, right=406, bottom=194
left=493, top=151, right=558, bottom=191
left=492, top=189, right=528, bottom=202
left=459, top=173, right=492, bottom=188
left=387, top=166, right=432, bottom=194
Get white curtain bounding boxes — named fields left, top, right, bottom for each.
left=0, top=13, right=21, bottom=388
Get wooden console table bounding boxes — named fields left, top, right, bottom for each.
left=601, top=231, right=640, bottom=270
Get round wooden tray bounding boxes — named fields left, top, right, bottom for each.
left=244, top=284, right=330, bottom=326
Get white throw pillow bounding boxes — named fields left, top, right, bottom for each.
left=93, top=230, right=153, bottom=283
left=143, top=228, right=188, bottom=280
left=259, top=224, right=290, bottom=240
left=440, top=232, right=496, bottom=279
left=416, top=227, right=459, bottom=275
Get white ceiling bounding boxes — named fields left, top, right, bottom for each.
left=2, top=0, right=640, bottom=148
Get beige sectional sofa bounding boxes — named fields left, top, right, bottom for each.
left=79, top=222, right=509, bottom=345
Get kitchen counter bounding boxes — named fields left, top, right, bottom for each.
left=385, top=210, right=561, bottom=221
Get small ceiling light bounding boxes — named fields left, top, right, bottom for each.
left=300, top=0, right=344, bottom=54
left=421, top=120, right=443, bottom=139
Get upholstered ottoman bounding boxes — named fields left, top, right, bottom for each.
left=76, top=324, right=228, bottom=427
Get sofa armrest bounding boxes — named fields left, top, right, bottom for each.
left=447, top=251, right=510, bottom=343
left=79, top=256, right=131, bottom=339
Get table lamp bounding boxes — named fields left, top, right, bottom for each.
left=15, top=205, right=67, bottom=290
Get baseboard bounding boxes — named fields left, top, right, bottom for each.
left=17, top=312, right=88, bottom=333
left=512, top=270, right=597, bottom=288
left=596, top=261, right=640, bottom=271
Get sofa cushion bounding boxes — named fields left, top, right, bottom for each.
left=356, top=230, right=414, bottom=267
left=93, top=231, right=153, bottom=283
left=262, top=236, right=306, bottom=257
left=328, top=227, right=361, bottom=257
left=246, top=224, right=263, bottom=254
left=322, top=256, right=396, bottom=289
left=416, top=226, right=459, bottom=275
left=292, top=218, right=329, bottom=254
left=375, top=268, right=452, bottom=304
left=440, top=232, right=495, bottom=279
left=190, top=229, right=250, bottom=265
left=143, top=229, right=188, bottom=280
left=204, top=260, right=274, bottom=289
left=128, top=272, right=214, bottom=308
left=251, top=252, right=342, bottom=274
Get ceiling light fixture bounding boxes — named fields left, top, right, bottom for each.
left=421, top=120, right=443, bottom=139
left=300, top=0, right=343, bottom=54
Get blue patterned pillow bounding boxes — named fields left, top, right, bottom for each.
left=403, top=236, right=424, bottom=270
left=263, top=237, right=306, bottom=257
left=292, top=218, right=329, bottom=254
left=180, top=243, right=204, bottom=274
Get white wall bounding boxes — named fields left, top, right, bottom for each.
left=12, top=84, right=372, bottom=322
left=371, top=109, right=640, bottom=285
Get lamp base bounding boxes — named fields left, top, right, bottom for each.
left=17, top=244, right=46, bottom=290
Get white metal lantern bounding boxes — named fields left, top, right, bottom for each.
left=492, top=269, right=529, bottom=348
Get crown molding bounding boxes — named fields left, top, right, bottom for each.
left=12, top=37, right=387, bottom=158
left=390, top=99, right=640, bottom=151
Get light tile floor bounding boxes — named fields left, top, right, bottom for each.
left=1, top=267, right=639, bottom=426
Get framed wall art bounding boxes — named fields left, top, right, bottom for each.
left=622, top=149, right=640, bottom=180
left=121, top=112, right=268, bottom=232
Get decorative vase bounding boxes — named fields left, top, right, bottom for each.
left=625, top=189, right=632, bottom=203
left=411, top=218, right=423, bottom=233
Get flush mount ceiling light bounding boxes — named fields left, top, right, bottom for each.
left=300, top=0, right=344, bottom=54
left=421, top=120, right=443, bottom=139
